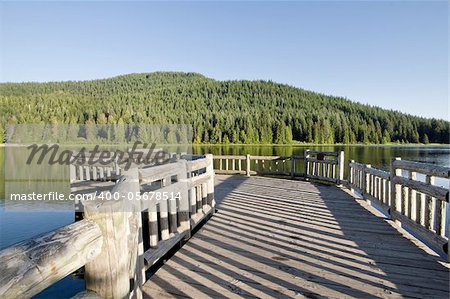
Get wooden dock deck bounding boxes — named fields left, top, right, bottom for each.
left=143, top=175, right=449, bottom=298
left=2, top=152, right=449, bottom=299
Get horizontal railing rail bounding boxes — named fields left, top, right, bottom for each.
left=0, top=220, right=103, bottom=298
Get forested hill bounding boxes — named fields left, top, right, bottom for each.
left=0, top=72, right=448, bottom=144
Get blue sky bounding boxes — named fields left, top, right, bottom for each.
left=0, top=1, right=448, bottom=119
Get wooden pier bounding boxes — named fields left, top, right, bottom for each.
left=144, top=175, right=449, bottom=298
left=0, top=150, right=449, bottom=298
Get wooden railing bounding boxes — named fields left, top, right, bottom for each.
left=0, top=154, right=215, bottom=299
left=68, top=150, right=185, bottom=182
left=214, top=155, right=298, bottom=176
left=70, top=159, right=120, bottom=182
left=349, top=158, right=449, bottom=257
left=349, top=160, right=391, bottom=214
left=391, top=158, right=449, bottom=256
left=213, top=150, right=345, bottom=184
left=1, top=151, right=448, bottom=298
left=305, top=150, right=345, bottom=184
left=0, top=220, right=103, bottom=298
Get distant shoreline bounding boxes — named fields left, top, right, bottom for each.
left=193, top=143, right=450, bottom=147
left=0, top=143, right=449, bottom=148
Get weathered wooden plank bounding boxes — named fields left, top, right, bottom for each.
left=391, top=211, right=448, bottom=256
left=213, top=155, right=246, bottom=160
left=140, top=161, right=184, bottom=183
left=214, top=169, right=246, bottom=175
left=0, top=220, right=102, bottom=299
left=145, top=175, right=449, bottom=299
left=187, top=156, right=209, bottom=172
left=305, top=150, right=339, bottom=156
left=392, top=176, right=448, bottom=203
left=249, top=155, right=290, bottom=161
left=305, top=158, right=338, bottom=165
left=393, top=160, right=450, bottom=178
left=144, top=232, right=186, bottom=267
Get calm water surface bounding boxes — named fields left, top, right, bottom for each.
left=0, top=145, right=448, bottom=298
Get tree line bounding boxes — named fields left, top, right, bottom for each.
left=0, top=72, right=448, bottom=144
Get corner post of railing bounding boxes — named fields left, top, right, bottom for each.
left=246, top=154, right=251, bottom=176
left=83, top=167, right=144, bottom=299
left=206, top=154, right=216, bottom=213
left=337, top=151, right=345, bottom=185
left=304, top=149, right=310, bottom=180
left=390, top=157, right=402, bottom=226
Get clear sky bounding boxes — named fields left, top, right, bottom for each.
left=0, top=1, right=448, bottom=120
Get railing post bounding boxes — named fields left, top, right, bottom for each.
left=390, top=157, right=402, bottom=226
left=206, top=154, right=216, bottom=213
left=127, top=168, right=144, bottom=299
left=290, top=155, right=295, bottom=178
left=246, top=154, right=251, bottom=177
left=409, top=171, right=417, bottom=222
left=364, top=164, right=371, bottom=203
left=69, top=164, right=76, bottom=182
left=304, top=149, right=310, bottom=179
left=83, top=195, right=131, bottom=298
left=349, top=160, right=355, bottom=193
left=83, top=168, right=144, bottom=299
left=364, top=165, right=371, bottom=195
left=424, top=175, right=434, bottom=230
left=178, top=160, right=191, bottom=239
left=337, top=151, right=345, bottom=184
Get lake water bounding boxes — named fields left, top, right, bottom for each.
left=0, top=145, right=449, bottom=298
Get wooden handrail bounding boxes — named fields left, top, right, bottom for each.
left=390, top=157, right=449, bottom=257
left=0, top=220, right=103, bottom=298
left=0, top=154, right=216, bottom=299
left=349, top=158, right=449, bottom=258
left=392, top=159, right=450, bottom=178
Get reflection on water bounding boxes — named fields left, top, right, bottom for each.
left=0, top=145, right=449, bottom=298
left=193, top=144, right=450, bottom=170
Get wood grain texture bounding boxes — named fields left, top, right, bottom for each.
left=0, top=220, right=102, bottom=299
left=143, top=175, right=449, bottom=299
